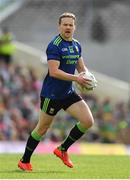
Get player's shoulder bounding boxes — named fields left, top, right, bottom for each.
left=46, top=35, right=62, bottom=53
left=72, top=38, right=81, bottom=46
left=48, top=35, right=63, bottom=48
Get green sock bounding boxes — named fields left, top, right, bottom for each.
left=21, top=131, right=42, bottom=163
left=59, top=122, right=88, bottom=151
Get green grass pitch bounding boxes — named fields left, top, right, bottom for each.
left=0, top=154, right=130, bottom=179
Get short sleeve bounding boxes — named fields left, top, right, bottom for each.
left=46, top=43, right=60, bottom=61
left=77, top=42, right=82, bottom=58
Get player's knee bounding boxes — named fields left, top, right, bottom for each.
left=83, top=116, right=94, bottom=129
left=88, top=117, right=94, bottom=128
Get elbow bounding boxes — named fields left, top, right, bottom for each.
left=49, top=70, right=57, bottom=78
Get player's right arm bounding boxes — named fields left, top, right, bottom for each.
left=46, top=41, right=88, bottom=85
left=48, top=60, right=87, bottom=85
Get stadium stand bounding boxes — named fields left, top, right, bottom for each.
left=0, top=0, right=26, bottom=23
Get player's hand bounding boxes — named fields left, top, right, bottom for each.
left=76, top=74, right=91, bottom=86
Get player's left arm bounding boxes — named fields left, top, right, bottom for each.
left=76, top=57, right=88, bottom=73
left=76, top=57, right=97, bottom=87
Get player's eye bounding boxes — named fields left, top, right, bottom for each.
left=63, top=24, right=73, bottom=27
left=64, top=24, right=69, bottom=26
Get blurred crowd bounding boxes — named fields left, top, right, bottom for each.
left=0, top=62, right=40, bottom=140
left=0, top=61, right=130, bottom=144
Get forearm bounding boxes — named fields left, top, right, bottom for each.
left=76, top=57, right=88, bottom=73
left=49, top=69, right=78, bottom=82
left=77, top=66, right=88, bottom=73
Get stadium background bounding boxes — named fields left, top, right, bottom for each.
left=0, top=0, right=130, bottom=155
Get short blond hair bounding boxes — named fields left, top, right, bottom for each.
left=59, top=12, right=76, bottom=24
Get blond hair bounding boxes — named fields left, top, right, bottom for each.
left=59, top=12, right=76, bottom=24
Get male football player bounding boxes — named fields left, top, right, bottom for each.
left=18, top=12, right=94, bottom=171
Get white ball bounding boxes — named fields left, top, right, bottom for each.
left=81, top=71, right=97, bottom=89
left=76, top=71, right=97, bottom=92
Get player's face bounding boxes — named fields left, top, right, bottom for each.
left=59, top=17, right=76, bottom=40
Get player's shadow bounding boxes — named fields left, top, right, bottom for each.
left=0, top=169, right=71, bottom=174
left=16, top=169, right=70, bottom=173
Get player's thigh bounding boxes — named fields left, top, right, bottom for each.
left=34, top=110, right=54, bottom=134
left=66, top=100, right=94, bottom=128
left=35, top=96, right=61, bottom=134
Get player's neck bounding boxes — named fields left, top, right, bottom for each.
left=60, top=34, right=72, bottom=41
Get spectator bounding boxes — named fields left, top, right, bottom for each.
left=0, top=27, right=16, bottom=64
left=90, top=15, right=108, bottom=43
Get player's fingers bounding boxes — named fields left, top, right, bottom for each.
left=83, top=78, right=92, bottom=85
left=83, top=77, right=92, bottom=82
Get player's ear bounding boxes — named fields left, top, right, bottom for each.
left=58, top=25, right=61, bottom=32
left=73, top=24, right=76, bottom=32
